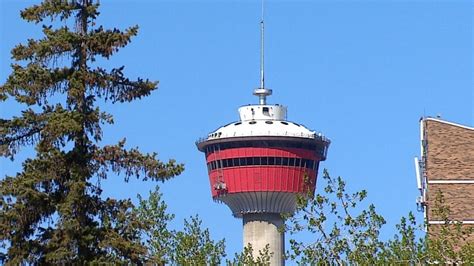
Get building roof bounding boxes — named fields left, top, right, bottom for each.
left=423, top=117, right=474, bottom=131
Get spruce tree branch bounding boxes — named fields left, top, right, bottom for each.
left=87, top=67, right=157, bottom=103
left=0, top=127, right=42, bottom=158
left=0, top=110, right=46, bottom=158
left=99, top=198, right=146, bottom=264
left=0, top=105, right=83, bottom=158
left=20, top=0, right=98, bottom=24
left=1, top=64, right=72, bottom=105
left=0, top=170, right=58, bottom=247
left=12, top=25, right=138, bottom=63
left=12, top=27, right=79, bottom=62
left=86, top=26, right=139, bottom=59
left=92, top=140, right=184, bottom=182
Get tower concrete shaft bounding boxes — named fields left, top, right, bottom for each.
left=243, top=213, right=285, bottom=266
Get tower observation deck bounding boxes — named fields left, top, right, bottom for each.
left=196, top=90, right=330, bottom=264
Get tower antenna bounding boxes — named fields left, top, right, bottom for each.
left=253, top=0, right=272, bottom=105
left=260, top=0, right=265, bottom=90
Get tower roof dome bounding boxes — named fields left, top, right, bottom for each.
left=198, top=104, right=328, bottom=144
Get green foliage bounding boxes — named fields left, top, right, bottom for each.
left=134, top=186, right=175, bottom=264
left=287, top=170, right=474, bottom=264
left=377, top=212, right=426, bottom=263
left=133, top=187, right=226, bottom=265
left=0, top=0, right=184, bottom=264
left=422, top=191, right=474, bottom=264
left=378, top=192, right=474, bottom=264
left=227, top=243, right=272, bottom=266
left=171, top=215, right=226, bottom=265
left=287, top=169, right=386, bottom=264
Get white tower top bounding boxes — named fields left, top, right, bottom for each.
left=238, top=104, right=286, bottom=121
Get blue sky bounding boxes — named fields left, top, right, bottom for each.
left=1, top=0, right=473, bottom=260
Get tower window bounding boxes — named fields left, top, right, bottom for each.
left=246, top=157, right=253, bottom=166
left=268, top=157, right=275, bottom=165
left=263, top=107, right=270, bottom=116
left=275, top=157, right=282, bottom=165
left=295, top=158, right=301, bottom=167
left=289, top=158, right=295, bottom=166
left=253, top=157, right=261, bottom=165
left=207, top=156, right=315, bottom=170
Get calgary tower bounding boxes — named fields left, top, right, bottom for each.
left=196, top=6, right=330, bottom=265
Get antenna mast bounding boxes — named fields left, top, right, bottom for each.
left=253, top=0, right=272, bottom=105
left=260, top=0, right=265, bottom=89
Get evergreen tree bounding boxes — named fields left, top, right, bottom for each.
left=0, top=0, right=183, bottom=264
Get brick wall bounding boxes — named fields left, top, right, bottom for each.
left=423, top=118, right=474, bottom=244
left=424, top=119, right=474, bottom=180
left=427, top=184, right=474, bottom=220
left=427, top=224, right=474, bottom=248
